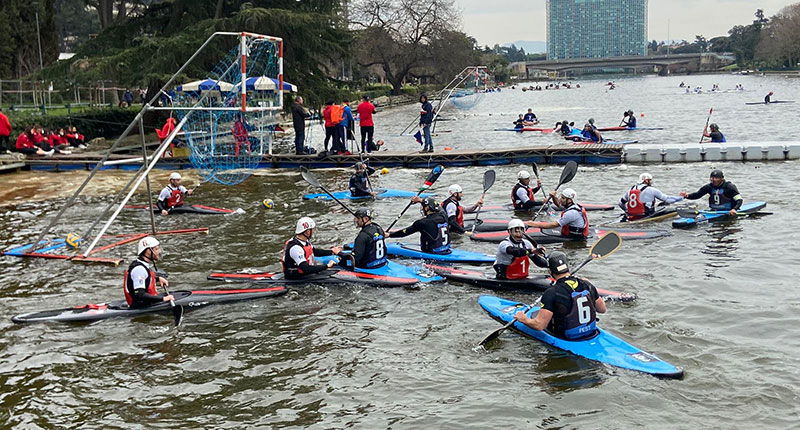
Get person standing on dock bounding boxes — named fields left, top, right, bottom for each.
left=123, top=237, right=174, bottom=308
left=511, top=171, right=542, bottom=211
left=322, top=100, right=335, bottom=152
left=619, top=173, right=683, bottom=221
left=441, top=184, right=483, bottom=236
left=341, top=99, right=355, bottom=153
left=419, top=94, right=434, bottom=153
left=526, top=189, right=590, bottom=240
left=357, top=95, right=377, bottom=153
left=157, top=172, right=193, bottom=215
left=514, top=251, right=606, bottom=340
left=292, top=96, right=312, bottom=155
left=679, top=169, right=742, bottom=216
left=0, top=108, right=11, bottom=153
left=389, top=197, right=450, bottom=254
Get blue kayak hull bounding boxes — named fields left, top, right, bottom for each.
left=386, top=242, right=494, bottom=264
left=672, top=201, right=766, bottom=228
left=303, top=188, right=433, bottom=201
left=316, top=255, right=442, bottom=283
left=478, top=295, right=684, bottom=379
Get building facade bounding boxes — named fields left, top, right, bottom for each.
left=546, top=0, right=648, bottom=60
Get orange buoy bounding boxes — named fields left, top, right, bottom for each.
left=444, top=147, right=452, bottom=150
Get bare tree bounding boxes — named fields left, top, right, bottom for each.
left=756, top=4, right=800, bottom=68
left=351, top=0, right=460, bottom=94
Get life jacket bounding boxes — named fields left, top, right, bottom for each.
left=356, top=224, right=388, bottom=269
left=505, top=254, right=529, bottom=279
left=165, top=185, right=184, bottom=208
left=442, top=195, right=464, bottom=227
left=511, top=182, right=535, bottom=208
left=555, top=278, right=598, bottom=340
left=123, top=260, right=157, bottom=306
left=560, top=204, right=590, bottom=239
left=330, top=105, right=344, bottom=125
left=281, top=237, right=314, bottom=276
left=709, top=185, right=732, bottom=210
left=581, top=129, right=600, bottom=142
left=429, top=219, right=451, bottom=253
left=625, top=184, right=650, bottom=218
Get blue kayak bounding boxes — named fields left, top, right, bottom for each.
left=478, top=295, right=684, bottom=379
left=672, top=201, right=767, bottom=229
left=303, top=188, right=434, bottom=201
left=316, top=255, right=443, bottom=283
left=385, top=242, right=494, bottom=264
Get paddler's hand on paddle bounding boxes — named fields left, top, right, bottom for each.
left=410, top=196, right=423, bottom=204
left=729, top=208, right=737, bottom=216
left=370, top=191, right=376, bottom=198
left=331, top=246, right=343, bottom=255
left=186, top=189, right=193, bottom=196
left=679, top=191, right=689, bottom=198
left=536, top=179, right=542, bottom=187
left=326, top=260, right=337, bottom=268
left=157, top=276, right=169, bottom=288
left=162, top=294, right=175, bottom=302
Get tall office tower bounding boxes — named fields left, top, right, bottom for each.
left=546, top=0, right=648, bottom=59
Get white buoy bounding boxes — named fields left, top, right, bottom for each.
left=283, top=203, right=289, bottom=208
left=619, top=164, right=628, bottom=171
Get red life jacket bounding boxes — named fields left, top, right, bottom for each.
left=506, top=255, right=530, bottom=279
left=442, top=195, right=464, bottom=227
left=625, top=184, right=649, bottom=218
left=560, top=204, right=590, bottom=238
left=165, top=186, right=184, bottom=208
left=281, top=237, right=315, bottom=275
left=123, top=260, right=157, bottom=306
left=511, top=183, right=535, bottom=208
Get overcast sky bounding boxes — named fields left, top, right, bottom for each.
left=458, top=0, right=797, bottom=46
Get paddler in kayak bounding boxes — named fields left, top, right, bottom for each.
left=442, top=184, right=483, bottom=236
left=123, top=237, right=174, bottom=308
left=765, top=91, right=773, bottom=103
left=282, top=217, right=342, bottom=279
left=157, top=172, right=193, bottom=215
left=526, top=188, right=590, bottom=240
left=493, top=219, right=547, bottom=279
left=512, top=170, right=542, bottom=211
left=621, top=110, right=636, bottom=128
left=349, top=162, right=376, bottom=198
left=679, top=169, right=742, bottom=216
left=351, top=208, right=388, bottom=269
left=523, top=108, right=538, bottom=125
left=619, top=173, right=683, bottom=221
left=580, top=123, right=603, bottom=143
left=513, top=114, right=525, bottom=130
left=388, top=197, right=451, bottom=254
left=514, top=251, right=606, bottom=340
left=702, top=123, right=726, bottom=143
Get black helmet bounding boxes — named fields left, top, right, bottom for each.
left=354, top=208, right=373, bottom=219
left=421, top=197, right=439, bottom=211
left=547, top=251, right=570, bottom=275
left=354, top=162, right=365, bottom=171
left=709, top=123, right=720, bottom=131
left=710, top=169, right=724, bottom=179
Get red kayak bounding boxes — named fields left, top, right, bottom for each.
left=471, top=227, right=672, bottom=244
left=478, top=203, right=615, bottom=213
left=124, top=204, right=234, bottom=215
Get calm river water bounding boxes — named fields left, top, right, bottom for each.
left=1, top=73, right=799, bottom=429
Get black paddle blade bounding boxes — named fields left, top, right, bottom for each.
left=483, top=170, right=496, bottom=192
left=300, top=166, right=321, bottom=188
left=173, top=305, right=184, bottom=327
left=590, top=231, right=622, bottom=260
left=676, top=207, right=701, bottom=218
left=558, top=161, right=578, bottom=187
left=531, top=162, right=541, bottom=179
left=422, top=165, right=445, bottom=190
left=477, top=325, right=507, bottom=348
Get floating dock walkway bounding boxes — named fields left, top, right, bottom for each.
left=19, top=141, right=800, bottom=172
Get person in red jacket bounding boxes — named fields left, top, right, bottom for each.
left=66, top=126, right=87, bottom=148
left=47, top=129, right=71, bottom=154
left=357, top=95, right=377, bottom=153
left=16, top=128, right=53, bottom=156
left=0, top=108, right=11, bottom=153
left=322, top=100, right=334, bottom=152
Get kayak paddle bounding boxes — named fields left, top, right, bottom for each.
left=476, top=230, right=622, bottom=348
left=531, top=161, right=578, bottom=220
left=699, top=107, right=712, bottom=144
left=470, top=170, right=496, bottom=234
left=386, top=165, right=445, bottom=231
left=153, top=268, right=183, bottom=327
left=300, top=167, right=358, bottom=216
left=531, top=162, right=548, bottom=201
left=675, top=206, right=770, bottom=219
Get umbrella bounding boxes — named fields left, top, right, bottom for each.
left=233, top=76, right=298, bottom=92
left=177, top=78, right=234, bottom=92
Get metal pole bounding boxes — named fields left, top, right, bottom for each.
left=139, top=118, right=158, bottom=235
left=35, top=12, right=43, bottom=71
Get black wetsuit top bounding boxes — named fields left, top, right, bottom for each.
left=686, top=181, right=742, bottom=210
left=388, top=210, right=450, bottom=253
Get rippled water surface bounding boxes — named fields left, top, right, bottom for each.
left=2, top=74, right=800, bottom=429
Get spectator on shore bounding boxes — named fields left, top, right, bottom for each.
left=322, top=100, right=334, bottom=152
left=47, top=129, right=72, bottom=154
left=16, top=128, right=53, bottom=156
left=357, top=95, right=377, bottom=153
left=66, top=126, right=87, bottom=149
left=123, top=89, right=133, bottom=107
left=292, top=96, right=312, bottom=155
left=0, top=108, right=11, bottom=153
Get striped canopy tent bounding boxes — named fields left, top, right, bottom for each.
left=233, top=76, right=298, bottom=92
left=176, top=78, right=235, bottom=92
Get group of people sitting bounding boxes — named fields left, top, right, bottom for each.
left=14, top=125, right=87, bottom=156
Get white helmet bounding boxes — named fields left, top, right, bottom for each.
left=507, top=219, right=526, bottom=230
left=169, top=172, right=182, bottom=180
left=518, top=171, right=531, bottom=180
left=137, top=236, right=160, bottom=255
left=560, top=188, right=577, bottom=200
left=448, top=184, right=463, bottom=195
left=295, top=217, right=316, bottom=234
left=639, top=172, right=653, bottom=183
